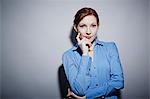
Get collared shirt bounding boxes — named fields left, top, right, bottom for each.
left=62, top=39, right=124, bottom=99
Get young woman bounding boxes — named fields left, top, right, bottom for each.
left=62, top=7, right=124, bottom=99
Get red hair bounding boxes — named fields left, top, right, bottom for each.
left=74, top=7, right=99, bottom=28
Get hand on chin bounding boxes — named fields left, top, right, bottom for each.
left=88, top=35, right=97, bottom=43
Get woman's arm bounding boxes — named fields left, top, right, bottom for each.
left=85, top=43, right=124, bottom=98
left=62, top=51, right=92, bottom=95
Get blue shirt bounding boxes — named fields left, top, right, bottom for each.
left=62, top=39, right=124, bottom=99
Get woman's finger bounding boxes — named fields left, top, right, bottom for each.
left=76, top=33, right=81, bottom=43
left=67, top=88, right=72, bottom=97
left=84, top=38, right=92, bottom=46
left=71, top=92, right=86, bottom=99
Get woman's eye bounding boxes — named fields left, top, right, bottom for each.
left=91, top=24, right=97, bottom=27
left=79, top=25, right=86, bottom=27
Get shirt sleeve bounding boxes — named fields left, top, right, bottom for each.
left=62, top=52, right=92, bottom=96
left=85, top=42, right=124, bottom=98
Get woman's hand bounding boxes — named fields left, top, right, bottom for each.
left=76, top=33, right=92, bottom=56
left=67, top=88, right=86, bottom=99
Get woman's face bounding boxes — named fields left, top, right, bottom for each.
left=75, top=15, right=99, bottom=43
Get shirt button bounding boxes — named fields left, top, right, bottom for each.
left=96, top=84, right=98, bottom=86
left=94, top=67, right=96, bottom=69
left=89, top=68, right=90, bottom=71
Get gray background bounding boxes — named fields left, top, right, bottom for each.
left=0, top=0, right=149, bottom=99
left=0, top=0, right=1, bottom=98
left=149, top=0, right=150, bottom=96
left=149, top=0, right=150, bottom=97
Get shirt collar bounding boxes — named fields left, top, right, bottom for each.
left=72, top=39, right=103, bottom=51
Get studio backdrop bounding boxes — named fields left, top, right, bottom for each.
left=1, top=0, right=149, bottom=99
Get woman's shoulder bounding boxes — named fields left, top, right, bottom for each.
left=62, top=46, right=76, bottom=57
left=96, top=40, right=119, bottom=52
left=96, top=40, right=117, bottom=47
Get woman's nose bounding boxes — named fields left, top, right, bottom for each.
left=86, top=32, right=91, bottom=35
left=86, top=28, right=91, bottom=35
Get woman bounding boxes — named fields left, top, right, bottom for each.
left=62, top=7, right=124, bottom=99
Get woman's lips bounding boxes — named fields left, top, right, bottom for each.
left=83, top=36, right=92, bottom=39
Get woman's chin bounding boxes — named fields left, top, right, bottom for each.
left=89, top=38, right=96, bottom=43
left=90, top=35, right=97, bottom=42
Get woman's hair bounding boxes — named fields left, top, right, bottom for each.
left=73, top=7, right=99, bottom=28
